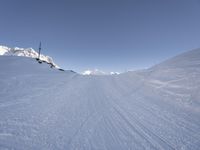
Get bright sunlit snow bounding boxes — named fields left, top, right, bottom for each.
left=0, top=45, right=58, bottom=68
left=82, top=69, right=120, bottom=75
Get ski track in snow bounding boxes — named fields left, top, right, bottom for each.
left=0, top=54, right=200, bottom=149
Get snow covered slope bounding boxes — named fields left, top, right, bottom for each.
left=0, top=48, right=200, bottom=150
left=0, top=45, right=58, bottom=68
left=145, top=48, right=200, bottom=111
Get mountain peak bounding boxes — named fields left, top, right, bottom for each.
left=82, top=69, right=120, bottom=75
left=0, top=45, right=59, bottom=68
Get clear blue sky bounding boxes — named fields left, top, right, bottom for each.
left=0, top=0, right=200, bottom=72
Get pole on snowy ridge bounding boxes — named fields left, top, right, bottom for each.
left=38, top=42, right=41, bottom=60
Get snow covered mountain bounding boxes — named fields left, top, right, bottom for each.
left=82, top=69, right=120, bottom=75
left=0, top=48, right=200, bottom=149
left=0, top=45, right=59, bottom=68
left=82, top=69, right=106, bottom=75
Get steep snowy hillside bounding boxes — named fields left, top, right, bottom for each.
left=0, top=45, right=58, bottom=68
left=0, top=49, right=200, bottom=150
left=145, top=48, right=200, bottom=111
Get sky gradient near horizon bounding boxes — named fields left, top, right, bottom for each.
left=0, top=0, right=200, bottom=73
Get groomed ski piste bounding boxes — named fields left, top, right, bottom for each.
left=0, top=48, right=200, bottom=150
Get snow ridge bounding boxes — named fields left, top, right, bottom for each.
left=0, top=45, right=59, bottom=68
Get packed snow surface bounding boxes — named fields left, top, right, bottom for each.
left=0, top=49, right=200, bottom=150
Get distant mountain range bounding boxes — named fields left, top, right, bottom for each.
left=82, top=69, right=120, bottom=75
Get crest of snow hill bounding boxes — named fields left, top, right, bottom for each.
left=0, top=45, right=59, bottom=69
